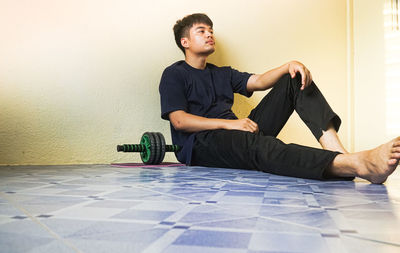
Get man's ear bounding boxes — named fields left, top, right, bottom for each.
left=181, top=37, right=189, bottom=49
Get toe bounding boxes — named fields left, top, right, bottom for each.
left=393, top=138, right=400, bottom=147
left=390, top=153, right=400, bottom=159
left=388, top=158, right=399, bottom=166
left=392, top=147, right=400, bottom=152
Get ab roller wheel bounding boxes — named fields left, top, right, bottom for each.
left=117, top=132, right=181, bottom=165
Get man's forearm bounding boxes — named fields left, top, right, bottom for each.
left=169, top=110, right=259, bottom=133
left=247, top=61, right=312, bottom=92
left=170, top=110, right=229, bottom=132
left=247, top=63, right=289, bottom=92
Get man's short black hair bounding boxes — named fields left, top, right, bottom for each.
left=173, top=13, right=213, bottom=54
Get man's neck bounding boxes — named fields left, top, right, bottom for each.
left=184, top=53, right=208, bottom=70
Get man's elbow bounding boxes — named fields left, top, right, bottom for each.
left=169, top=111, right=186, bottom=131
left=171, top=118, right=185, bottom=131
left=247, top=74, right=261, bottom=92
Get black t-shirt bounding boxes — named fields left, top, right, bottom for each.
left=159, top=60, right=253, bottom=164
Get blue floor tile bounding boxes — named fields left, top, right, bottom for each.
left=0, top=164, right=399, bottom=252
left=172, top=229, right=251, bottom=248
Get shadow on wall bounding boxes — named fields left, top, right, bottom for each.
left=208, top=39, right=259, bottom=118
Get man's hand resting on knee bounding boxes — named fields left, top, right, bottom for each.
left=287, top=61, right=313, bottom=90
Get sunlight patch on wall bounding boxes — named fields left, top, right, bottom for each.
left=384, top=0, right=400, bottom=136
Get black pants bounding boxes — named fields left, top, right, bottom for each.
left=191, top=74, right=351, bottom=180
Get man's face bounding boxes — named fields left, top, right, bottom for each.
left=181, top=23, right=215, bottom=56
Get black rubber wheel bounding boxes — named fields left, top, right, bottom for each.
left=151, top=132, right=161, bottom=165
left=155, top=132, right=166, bottom=164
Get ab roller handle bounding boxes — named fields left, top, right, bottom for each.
left=117, top=132, right=181, bottom=165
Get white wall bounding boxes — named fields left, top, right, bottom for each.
left=0, top=0, right=350, bottom=165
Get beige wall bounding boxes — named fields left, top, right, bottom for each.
left=353, top=0, right=399, bottom=151
left=0, top=0, right=353, bottom=165
left=353, top=0, right=385, bottom=151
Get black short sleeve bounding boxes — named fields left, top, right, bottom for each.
left=159, top=67, right=188, bottom=120
left=230, top=67, right=253, bottom=98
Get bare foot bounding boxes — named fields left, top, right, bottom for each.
left=356, top=137, right=400, bottom=183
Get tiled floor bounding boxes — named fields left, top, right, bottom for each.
left=0, top=164, right=400, bottom=253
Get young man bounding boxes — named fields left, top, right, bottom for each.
left=159, top=13, right=400, bottom=184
